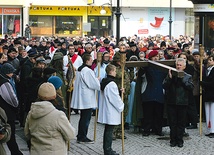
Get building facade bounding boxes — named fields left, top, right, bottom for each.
left=0, top=0, right=194, bottom=38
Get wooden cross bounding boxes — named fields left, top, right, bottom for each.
left=125, top=60, right=184, bottom=78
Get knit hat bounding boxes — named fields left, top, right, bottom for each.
left=0, top=63, right=16, bottom=75
left=48, top=76, right=63, bottom=90
left=112, top=52, right=121, bottom=61
left=148, top=50, right=158, bottom=59
left=38, top=82, right=56, bottom=100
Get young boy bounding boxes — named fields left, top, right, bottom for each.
left=98, top=64, right=124, bottom=155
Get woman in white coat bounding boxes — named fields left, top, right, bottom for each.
left=98, top=64, right=124, bottom=155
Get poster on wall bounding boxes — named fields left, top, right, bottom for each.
left=120, top=8, right=174, bottom=37
left=148, top=8, right=174, bottom=36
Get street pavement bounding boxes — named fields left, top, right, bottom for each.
left=4, top=113, right=214, bottom=155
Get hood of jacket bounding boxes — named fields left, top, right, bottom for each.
left=101, top=75, right=115, bottom=91
left=30, top=101, right=55, bottom=119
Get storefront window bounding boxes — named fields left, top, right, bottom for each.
left=204, top=15, right=214, bottom=50
left=0, top=15, right=2, bottom=35
left=88, top=16, right=111, bottom=37
left=185, top=8, right=194, bottom=36
left=29, top=16, right=82, bottom=36
left=3, top=15, right=20, bottom=36
left=55, top=16, right=82, bottom=35
left=30, top=16, right=54, bottom=36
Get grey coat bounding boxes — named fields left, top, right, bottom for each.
left=0, top=107, right=11, bottom=155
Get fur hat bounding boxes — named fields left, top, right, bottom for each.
left=48, top=76, right=63, bottom=90
left=103, top=38, right=110, bottom=44
left=129, top=41, right=136, bottom=47
left=38, top=82, right=56, bottom=100
left=148, top=50, right=158, bottom=59
left=0, top=63, right=16, bottom=75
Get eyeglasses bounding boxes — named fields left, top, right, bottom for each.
left=69, top=48, right=75, bottom=50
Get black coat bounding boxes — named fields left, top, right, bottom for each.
left=163, top=73, right=193, bottom=105
left=201, top=66, right=214, bottom=102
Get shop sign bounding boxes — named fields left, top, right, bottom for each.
left=87, top=6, right=111, bottom=16
left=3, top=8, right=20, bottom=14
left=194, top=4, right=214, bottom=12
left=0, top=8, right=2, bottom=14
left=30, top=6, right=87, bottom=15
left=138, top=29, right=149, bottom=34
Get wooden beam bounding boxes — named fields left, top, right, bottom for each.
left=125, top=60, right=184, bottom=78
left=125, top=60, right=175, bottom=67
left=148, top=60, right=184, bottom=78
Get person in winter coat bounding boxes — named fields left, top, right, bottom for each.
left=0, top=107, right=11, bottom=155
left=98, top=64, right=124, bottom=155
left=163, top=58, right=193, bottom=148
left=200, top=54, right=214, bottom=138
left=24, top=82, right=75, bottom=155
left=71, top=54, right=100, bottom=144
left=0, top=63, right=23, bottom=155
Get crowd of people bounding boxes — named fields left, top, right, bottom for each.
left=0, top=33, right=214, bottom=154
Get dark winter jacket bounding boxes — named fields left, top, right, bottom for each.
left=200, top=66, right=214, bottom=102
left=163, top=72, right=193, bottom=105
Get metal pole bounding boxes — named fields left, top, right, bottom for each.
left=115, top=0, right=121, bottom=46
left=168, top=0, right=173, bottom=40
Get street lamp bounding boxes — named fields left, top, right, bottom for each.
left=100, top=0, right=121, bottom=46
left=115, top=0, right=121, bottom=46
left=168, top=0, right=173, bottom=40
left=100, top=3, right=111, bottom=15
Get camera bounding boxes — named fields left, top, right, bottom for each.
left=0, top=124, right=6, bottom=134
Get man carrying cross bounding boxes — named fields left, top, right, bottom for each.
left=163, top=58, right=194, bottom=147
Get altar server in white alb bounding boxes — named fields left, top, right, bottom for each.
left=200, top=54, right=214, bottom=138
left=71, top=54, right=100, bottom=144
left=98, top=64, right=124, bottom=155
left=63, top=43, right=83, bottom=72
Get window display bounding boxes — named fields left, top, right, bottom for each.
left=55, top=16, right=82, bottom=35
left=29, top=16, right=82, bottom=36
left=3, top=15, right=20, bottom=36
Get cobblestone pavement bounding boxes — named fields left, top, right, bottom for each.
left=5, top=113, right=214, bottom=155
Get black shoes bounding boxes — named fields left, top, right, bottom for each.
left=104, top=150, right=119, bottom=155
left=77, top=138, right=94, bottom=144
left=142, top=131, right=150, bottom=136
left=155, top=132, right=164, bottom=136
left=177, top=143, right=183, bottom=148
left=183, top=132, right=189, bottom=137
left=205, top=133, right=214, bottom=138
left=186, top=124, right=197, bottom=129
left=170, top=142, right=183, bottom=148
left=170, top=142, right=177, bottom=147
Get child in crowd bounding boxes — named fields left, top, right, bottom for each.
left=98, top=64, right=124, bottom=155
